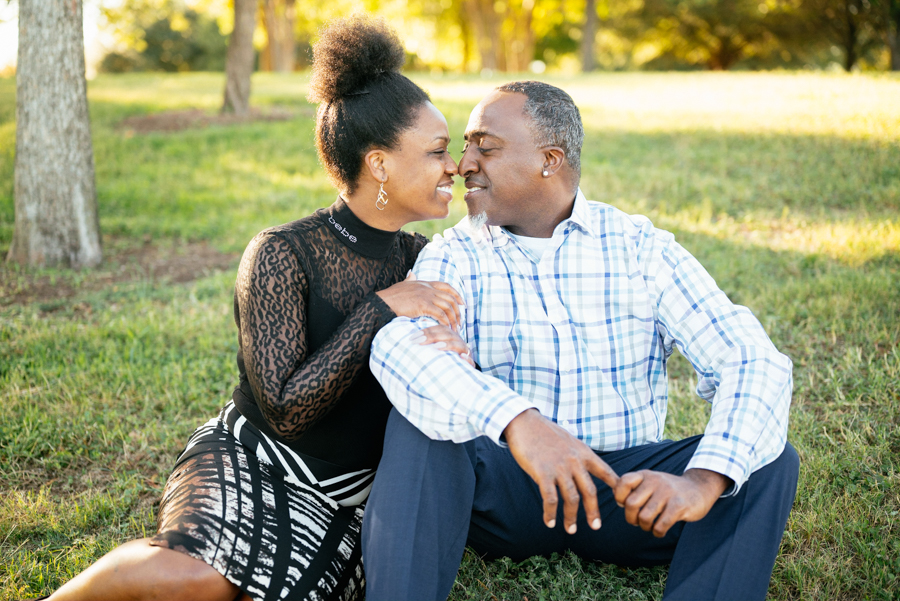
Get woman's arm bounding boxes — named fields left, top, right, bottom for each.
left=236, top=232, right=396, bottom=441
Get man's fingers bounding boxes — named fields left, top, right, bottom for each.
left=614, top=472, right=644, bottom=508
left=585, top=454, right=619, bottom=490
left=637, top=496, right=665, bottom=532
left=623, top=481, right=654, bottom=526
left=652, top=506, right=677, bottom=538
left=559, top=476, right=581, bottom=534
left=573, top=468, right=601, bottom=530
left=539, top=481, right=559, bottom=529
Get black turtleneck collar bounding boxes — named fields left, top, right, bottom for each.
left=323, top=197, right=399, bottom=259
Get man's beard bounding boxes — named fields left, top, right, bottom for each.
left=469, top=211, right=488, bottom=230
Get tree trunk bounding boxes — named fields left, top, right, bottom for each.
left=842, top=2, right=858, bottom=71
left=261, top=0, right=296, bottom=73
left=511, top=0, right=535, bottom=72
left=222, top=0, right=256, bottom=114
left=581, top=0, right=598, bottom=72
left=889, top=1, right=900, bottom=70
left=278, top=0, right=296, bottom=73
left=891, top=29, right=900, bottom=70
left=466, top=0, right=499, bottom=71
left=9, top=0, right=102, bottom=269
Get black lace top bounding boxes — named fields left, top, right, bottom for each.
left=231, top=198, right=427, bottom=471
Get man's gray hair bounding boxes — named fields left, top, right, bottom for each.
left=496, top=80, right=584, bottom=181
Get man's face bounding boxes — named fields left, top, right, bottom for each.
left=459, top=91, right=543, bottom=230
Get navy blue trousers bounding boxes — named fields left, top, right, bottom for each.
left=362, top=409, right=799, bottom=601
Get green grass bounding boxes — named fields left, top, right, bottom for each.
left=1, top=71, right=899, bottom=600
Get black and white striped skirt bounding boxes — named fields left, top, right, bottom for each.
left=150, top=402, right=371, bottom=601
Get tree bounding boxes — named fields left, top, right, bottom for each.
left=222, top=0, right=257, bottom=114
left=882, top=0, right=900, bottom=69
left=581, top=0, right=598, bottom=71
left=99, top=1, right=227, bottom=73
left=260, top=0, right=297, bottom=72
left=802, top=0, right=883, bottom=70
left=9, top=0, right=102, bottom=268
left=639, top=0, right=792, bottom=70
left=463, top=0, right=536, bottom=72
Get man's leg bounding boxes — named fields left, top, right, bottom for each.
left=558, top=437, right=799, bottom=601
left=662, top=442, right=799, bottom=600
left=362, top=409, right=480, bottom=601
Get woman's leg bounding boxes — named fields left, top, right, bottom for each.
left=47, top=538, right=250, bottom=601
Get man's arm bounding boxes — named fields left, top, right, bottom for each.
left=370, top=238, right=536, bottom=444
left=371, top=236, right=619, bottom=534
left=616, top=223, right=792, bottom=536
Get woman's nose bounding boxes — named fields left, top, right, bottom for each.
left=445, top=153, right=458, bottom=175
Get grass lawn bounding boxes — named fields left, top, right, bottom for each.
left=1, top=70, right=899, bottom=600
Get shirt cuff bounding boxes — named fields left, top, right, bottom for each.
left=478, top=393, right=535, bottom=447
left=684, top=435, right=752, bottom=497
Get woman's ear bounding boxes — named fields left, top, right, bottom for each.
left=541, top=146, right=566, bottom=177
left=363, top=148, right=388, bottom=183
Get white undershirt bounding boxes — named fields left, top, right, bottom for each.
left=506, top=230, right=554, bottom=260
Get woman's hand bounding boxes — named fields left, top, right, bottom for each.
left=410, top=324, right=476, bottom=368
left=377, top=273, right=465, bottom=330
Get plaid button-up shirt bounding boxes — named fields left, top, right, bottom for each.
left=370, top=191, right=792, bottom=492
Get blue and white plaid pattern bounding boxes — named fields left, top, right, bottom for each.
left=371, top=191, right=792, bottom=493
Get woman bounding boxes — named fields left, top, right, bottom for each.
left=44, top=16, right=468, bottom=601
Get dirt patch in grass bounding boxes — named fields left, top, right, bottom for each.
left=0, top=239, right=239, bottom=308
left=119, top=106, right=304, bottom=134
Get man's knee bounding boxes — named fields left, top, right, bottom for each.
left=769, top=441, right=800, bottom=485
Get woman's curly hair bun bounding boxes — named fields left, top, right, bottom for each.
left=308, top=15, right=406, bottom=104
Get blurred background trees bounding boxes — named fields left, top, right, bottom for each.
left=87, top=0, right=900, bottom=75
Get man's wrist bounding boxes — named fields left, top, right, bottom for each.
left=502, top=408, right=542, bottom=446
left=683, top=468, right=732, bottom=500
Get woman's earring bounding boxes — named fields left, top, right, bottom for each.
left=376, top=181, right=389, bottom=211
left=543, top=170, right=549, bottom=176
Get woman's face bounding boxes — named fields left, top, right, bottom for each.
left=381, top=102, right=458, bottom=223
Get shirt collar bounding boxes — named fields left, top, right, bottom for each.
left=479, top=188, right=594, bottom=247
left=563, top=188, right=595, bottom=237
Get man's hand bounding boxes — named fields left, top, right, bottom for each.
left=613, top=468, right=732, bottom=538
left=503, top=409, right=619, bottom=535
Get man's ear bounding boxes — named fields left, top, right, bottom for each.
left=541, top=146, right=566, bottom=177
left=363, top=148, right=388, bottom=183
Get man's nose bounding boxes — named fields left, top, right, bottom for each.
left=458, top=147, right=477, bottom=177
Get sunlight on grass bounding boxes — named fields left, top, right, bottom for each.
left=1, top=72, right=898, bottom=600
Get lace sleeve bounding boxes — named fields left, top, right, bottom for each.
left=235, top=232, right=397, bottom=441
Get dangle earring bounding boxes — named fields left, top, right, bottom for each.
left=375, top=181, right=389, bottom=211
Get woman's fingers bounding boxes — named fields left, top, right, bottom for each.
left=416, top=325, right=474, bottom=367
left=426, top=286, right=462, bottom=327
left=430, top=281, right=465, bottom=307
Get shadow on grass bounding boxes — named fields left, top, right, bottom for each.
left=0, top=220, right=897, bottom=599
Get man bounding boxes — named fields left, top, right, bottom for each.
left=362, top=81, right=799, bottom=601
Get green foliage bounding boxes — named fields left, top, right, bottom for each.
left=1, top=72, right=899, bottom=600
left=100, top=1, right=228, bottom=73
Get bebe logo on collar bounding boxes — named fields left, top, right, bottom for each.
left=328, top=215, right=358, bottom=243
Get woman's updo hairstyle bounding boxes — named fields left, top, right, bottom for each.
left=308, top=15, right=430, bottom=193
